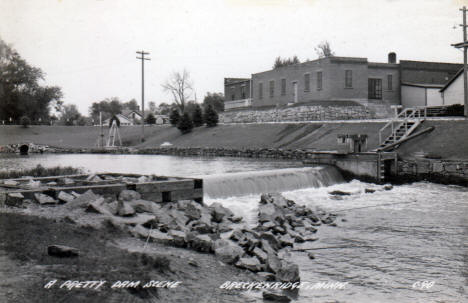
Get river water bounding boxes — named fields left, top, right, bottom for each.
left=1, top=153, right=467, bottom=303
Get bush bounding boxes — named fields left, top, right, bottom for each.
left=169, top=109, right=180, bottom=126
left=192, top=104, right=204, bottom=127
left=177, top=112, right=193, bottom=134
left=20, top=116, right=31, bottom=128
left=204, top=104, right=218, bottom=127
left=146, top=113, right=156, bottom=125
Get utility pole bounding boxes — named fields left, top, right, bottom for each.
left=136, top=50, right=150, bottom=142
left=452, top=6, right=468, bottom=117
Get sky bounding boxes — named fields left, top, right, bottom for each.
left=1, top=0, right=468, bottom=115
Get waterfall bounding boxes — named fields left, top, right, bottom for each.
left=203, top=166, right=344, bottom=198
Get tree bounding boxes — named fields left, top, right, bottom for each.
left=177, top=112, right=193, bottom=134
left=315, top=41, right=335, bottom=58
left=146, top=113, right=156, bottom=125
left=157, top=102, right=175, bottom=115
left=0, top=38, right=63, bottom=123
left=20, top=115, right=30, bottom=128
left=60, top=104, right=82, bottom=126
left=192, top=104, right=203, bottom=127
left=204, top=105, right=218, bottom=127
left=148, top=101, right=157, bottom=113
left=162, top=69, right=193, bottom=113
left=89, top=97, right=123, bottom=122
left=203, top=92, right=224, bottom=112
left=169, top=109, right=180, bottom=126
left=273, top=56, right=300, bottom=69
left=123, top=99, right=139, bottom=111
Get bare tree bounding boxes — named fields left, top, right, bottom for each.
left=162, top=69, right=193, bottom=113
left=315, top=41, right=335, bottom=58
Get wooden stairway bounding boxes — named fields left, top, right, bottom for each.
left=375, top=107, right=426, bottom=152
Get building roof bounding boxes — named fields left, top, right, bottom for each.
left=439, top=67, right=463, bottom=92
left=121, top=109, right=143, bottom=118
left=224, top=78, right=250, bottom=85
left=401, top=82, right=445, bottom=89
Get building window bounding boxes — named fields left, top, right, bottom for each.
left=231, top=87, right=235, bottom=101
left=269, top=80, right=275, bottom=98
left=281, top=78, right=286, bottom=95
left=241, top=85, right=246, bottom=99
left=345, top=70, right=352, bottom=88
left=317, top=71, right=322, bottom=90
left=304, top=73, right=310, bottom=92
left=258, top=82, right=263, bottom=99
left=368, top=78, right=382, bottom=99
left=387, top=74, right=393, bottom=91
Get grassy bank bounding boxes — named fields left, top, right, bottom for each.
left=1, top=119, right=467, bottom=160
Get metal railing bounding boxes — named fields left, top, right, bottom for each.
left=378, top=107, right=427, bottom=145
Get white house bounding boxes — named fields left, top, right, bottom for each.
left=440, top=68, right=464, bottom=106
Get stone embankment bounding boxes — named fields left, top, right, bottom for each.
left=220, top=104, right=392, bottom=123
left=0, top=175, right=336, bottom=292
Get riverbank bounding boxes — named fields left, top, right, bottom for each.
left=1, top=119, right=467, bottom=160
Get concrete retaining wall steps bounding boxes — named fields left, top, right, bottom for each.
left=220, top=104, right=393, bottom=123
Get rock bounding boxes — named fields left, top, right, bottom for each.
left=106, top=201, right=119, bottom=215
left=260, top=193, right=289, bottom=208
left=67, top=190, right=98, bottom=209
left=262, top=221, right=276, bottom=230
left=111, top=214, right=155, bottom=227
left=137, top=176, right=149, bottom=183
left=260, top=232, right=281, bottom=251
left=383, top=184, right=393, bottom=191
left=329, top=190, right=351, bottom=196
left=279, top=234, right=294, bottom=248
left=62, top=178, right=75, bottom=185
left=86, top=174, right=103, bottom=182
left=47, top=245, right=79, bottom=258
left=260, top=239, right=277, bottom=255
left=86, top=197, right=112, bottom=215
left=57, top=191, right=75, bottom=203
left=215, top=244, right=244, bottom=264
left=276, top=261, right=300, bottom=283
left=6, top=192, right=24, bottom=207
left=307, top=253, right=315, bottom=259
left=253, top=247, right=268, bottom=263
left=191, top=235, right=213, bottom=252
left=266, top=253, right=282, bottom=274
left=257, top=272, right=276, bottom=281
left=117, top=202, right=136, bottom=217
left=230, top=228, right=245, bottom=242
left=229, top=216, right=243, bottom=223
left=185, top=201, right=204, bottom=220
left=70, top=191, right=81, bottom=198
left=258, top=203, right=284, bottom=224
left=210, top=202, right=234, bottom=222
left=262, top=291, right=291, bottom=302
left=149, top=230, right=173, bottom=245
left=176, top=200, right=190, bottom=210
left=303, top=235, right=319, bottom=242
left=129, top=199, right=161, bottom=213
left=46, top=181, right=57, bottom=186
left=34, top=193, right=57, bottom=205
left=236, top=256, right=262, bottom=272
left=216, top=222, right=233, bottom=233
left=212, top=239, right=230, bottom=250
left=131, top=224, right=150, bottom=238
left=365, top=188, right=376, bottom=193
left=118, top=190, right=141, bottom=201
left=168, top=230, right=186, bottom=247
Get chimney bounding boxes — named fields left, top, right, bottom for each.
left=388, top=52, right=397, bottom=64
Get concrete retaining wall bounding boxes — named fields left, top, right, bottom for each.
left=396, top=158, right=468, bottom=186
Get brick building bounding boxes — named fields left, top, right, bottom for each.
left=224, top=53, right=462, bottom=110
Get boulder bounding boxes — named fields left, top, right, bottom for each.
left=328, top=190, right=351, bottom=196
left=262, top=291, right=291, bottom=303
left=57, top=191, right=75, bottom=203
left=260, top=239, right=277, bottom=255
left=257, top=272, right=276, bottom=281
left=191, top=235, right=213, bottom=252
left=4, top=180, right=19, bottom=186
left=365, top=188, right=376, bottom=194
left=215, top=244, right=244, bottom=264
left=47, top=245, right=79, bottom=258
left=131, top=225, right=150, bottom=239
left=176, top=200, right=191, bottom=210
left=62, top=178, right=75, bottom=185
left=276, top=261, right=300, bottom=283
left=34, top=193, right=57, bottom=205
left=149, top=230, right=173, bottom=245
left=307, top=252, right=315, bottom=259
left=110, top=214, right=155, bottom=226
left=117, top=202, right=136, bottom=217
left=6, top=192, right=24, bottom=207
left=210, top=202, right=234, bottom=222
left=235, top=256, right=262, bottom=272
left=260, top=193, right=289, bottom=208
left=383, top=184, right=393, bottom=191
left=228, top=216, right=243, bottom=223
left=86, top=197, right=112, bottom=215
left=185, top=201, right=204, bottom=220
left=216, top=222, right=233, bottom=233
left=168, top=230, right=186, bottom=247
left=266, top=253, right=282, bottom=274
left=229, top=228, right=245, bottom=242
left=258, top=203, right=284, bottom=224
left=260, top=232, right=281, bottom=250
left=67, top=190, right=98, bottom=208
left=118, top=190, right=141, bottom=201
left=252, top=247, right=268, bottom=263
left=129, top=199, right=161, bottom=213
